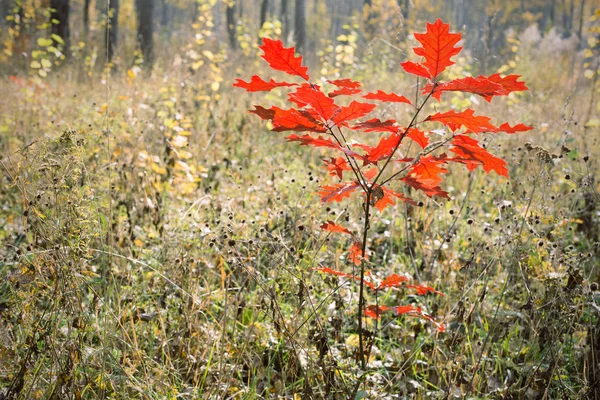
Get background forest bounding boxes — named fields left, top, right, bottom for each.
left=1, top=0, right=600, bottom=399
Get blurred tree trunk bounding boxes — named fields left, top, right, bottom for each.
left=294, top=0, right=306, bottom=52
left=259, top=0, right=268, bottom=31
left=107, top=0, right=119, bottom=62
left=50, top=0, right=70, bottom=54
left=83, top=0, right=90, bottom=34
left=280, top=0, right=289, bottom=42
left=160, top=0, right=168, bottom=29
left=136, top=0, right=154, bottom=67
left=562, top=0, right=575, bottom=35
left=577, top=0, right=585, bottom=41
left=402, top=0, right=410, bottom=19
left=226, top=1, right=237, bottom=49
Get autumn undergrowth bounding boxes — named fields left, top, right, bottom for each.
left=1, top=27, right=599, bottom=400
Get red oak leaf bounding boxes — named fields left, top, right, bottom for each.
left=405, top=127, right=429, bottom=148
left=313, top=267, right=375, bottom=290
left=259, top=38, right=309, bottom=80
left=332, top=101, right=376, bottom=127
left=425, top=108, right=498, bottom=133
left=318, top=181, right=360, bottom=203
left=363, top=167, right=379, bottom=181
left=249, top=105, right=276, bottom=120
left=350, top=118, right=399, bottom=133
left=233, top=75, right=297, bottom=92
left=324, top=156, right=352, bottom=180
left=407, top=155, right=449, bottom=188
left=410, top=19, right=462, bottom=80
left=288, top=85, right=338, bottom=121
left=370, top=186, right=416, bottom=212
left=401, top=175, right=449, bottom=198
left=404, top=284, right=445, bottom=296
left=354, top=133, right=402, bottom=165
left=329, top=87, right=362, bottom=97
left=364, top=305, right=392, bottom=318
left=272, top=107, right=327, bottom=132
left=400, top=61, right=432, bottom=79
left=377, top=274, right=410, bottom=290
left=364, top=305, right=445, bottom=331
left=450, top=134, right=508, bottom=177
left=319, top=221, right=355, bottom=238
left=327, top=78, right=362, bottom=89
left=362, top=90, right=412, bottom=105
left=327, top=79, right=362, bottom=97
left=423, top=76, right=505, bottom=102
left=424, top=74, right=528, bottom=101
left=498, top=122, right=534, bottom=134
left=486, top=73, right=528, bottom=93
left=348, top=241, right=365, bottom=266
left=286, top=134, right=340, bottom=149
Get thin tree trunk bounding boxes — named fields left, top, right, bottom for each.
left=259, top=0, right=268, bottom=31
left=136, top=0, right=154, bottom=67
left=577, top=0, right=586, bottom=41
left=281, top=0, right=288, bottom=43
left=160, top=0, right=168, bottom=29
left=50, top=0, right=70, bottom=54
left=83, top=0, right=90, bottom=34
left=226, top=1, right=237, bottom=49
left=107, top=0, right=119, bottom=62
left=294, top=0, right=306, bottom=53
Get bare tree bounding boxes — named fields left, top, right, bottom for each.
left=136, top=0, right=154, bottom=66
left=294, top=0, right=306, bottom=52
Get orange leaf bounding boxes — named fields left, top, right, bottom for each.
left=318, top=181, right=360, bottom=203
left=400, top=61, right=432, bottom=79
left=401, top=175, right=449, bottom=198
left=288, top=84, right=338, bottom=121
left=425, top=108, right=498, bottom=133
left=350, top=118, right=399, bottom=133
left=354, top=133, right=402, bottom=165
left=405, top=127, right=429, bottom=148
left=319, top=221, right=354, bottom=237
left=450, top=134, right=508, bottom=177
left=233, top=75, right=297, bottom=92
left=333, top=101, right=376, bottom=127
left=324, top=156, right=352, bottom=180
left=498, top=122, right=533, bottom=134
left=407, top=155, right=449, bottom=188
left=410, top=19, right=462, bottom=79
left=272, top=107, right=327, bottom=132
left=259, top=38, right=309, bottom=80
left=348, top=241, right=365, bottom=266
left=362, top=90, right=412, bottom=105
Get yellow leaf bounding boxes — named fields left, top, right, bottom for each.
left=37, top=37, right=53, bottom=47
left=211, top=81, right=220, bottom=91
left=41, top=58, right=52, bottom=69
left=345, top=334, right=360, bottom=348
left=584, top=69, right=595, bottom=79
left=30, top=61, right=41, bottom=69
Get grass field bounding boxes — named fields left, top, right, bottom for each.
left=1, top=25, right=599, bottom=399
